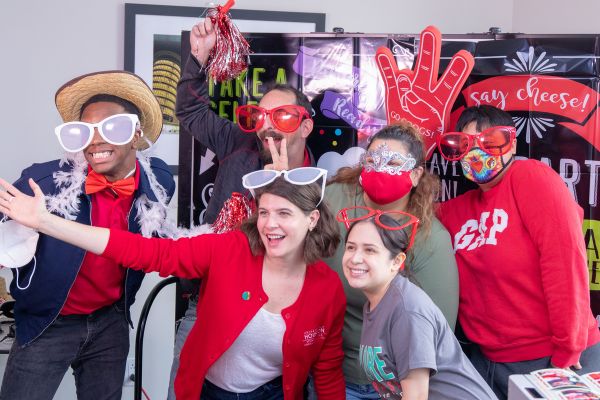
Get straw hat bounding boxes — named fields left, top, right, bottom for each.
left=55, top=71, right=162, bottom=150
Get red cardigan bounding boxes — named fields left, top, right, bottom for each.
left=104, top=229, right=346, bottom=400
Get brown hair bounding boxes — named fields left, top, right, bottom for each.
left=330, top=122, right=439, bottom=238
left=346, top=216, right=415, bottom=282
left=240, top=177, right=340, bottom=264
left=265, top=83, right=313, bottom=116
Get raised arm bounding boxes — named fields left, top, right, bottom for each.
left=176, top=17, right=244, bottom=158
left=0, top=178, right=214, bottom=279
left=190, top=16, right=215, bottom=67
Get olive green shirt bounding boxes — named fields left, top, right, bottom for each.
left=324, top=182, right=459, bottom=384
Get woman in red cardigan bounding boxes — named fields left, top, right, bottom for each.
left=0, top=167, right=346, bottom=400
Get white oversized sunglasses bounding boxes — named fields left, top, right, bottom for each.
left=242, top=167, right=328, bottom=206
left=54, top=113, right=140, bottom=153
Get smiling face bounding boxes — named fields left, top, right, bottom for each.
left=257, top=89, right=312, bottom=164
left=81, top=101, right=140, bottom=181
left=342, top=220, right=404, bottom=298
left=256, top=193, right=318, bottom=262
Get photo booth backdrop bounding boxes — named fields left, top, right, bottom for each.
left=176, top=32, right=600, bottom=319
left=124, top=3, right=326, bottom=173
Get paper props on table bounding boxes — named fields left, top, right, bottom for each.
left=206, top=0, right=251, bottom=82
left=376, top=25, right=474, bottom=160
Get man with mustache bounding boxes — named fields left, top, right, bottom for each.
left=170, top=17, right=316, bottom=399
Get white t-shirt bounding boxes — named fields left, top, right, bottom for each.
left=205, top=307, right=285, bottom=392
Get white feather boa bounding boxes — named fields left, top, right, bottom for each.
left=46, top=151, right=212, bottom=239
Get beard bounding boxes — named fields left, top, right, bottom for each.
left=260, top=148, right=273, bottom=164
left=258, top=129, right=286, bottom=164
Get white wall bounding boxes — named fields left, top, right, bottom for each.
left=3, top=1, right=600, bottom=181
left=513, top=0, right=600, bottom=34
left=0, top=1, right=598, bottom=399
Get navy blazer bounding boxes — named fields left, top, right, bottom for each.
left=10, top=157, right=175, bottom=345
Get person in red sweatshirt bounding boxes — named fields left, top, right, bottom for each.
left=436, top=105, right=600, bottom=400
left=0, top=167, right=346, bottom=400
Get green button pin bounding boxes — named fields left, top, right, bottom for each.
left=242, top=291, right=251, bottom=301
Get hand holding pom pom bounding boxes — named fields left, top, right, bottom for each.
left=193, top=0, right=250, bottom=82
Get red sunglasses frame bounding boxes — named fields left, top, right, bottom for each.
left=437, top=125, right=516, bottom=161
left=235, top=104, right=311, bottom=133
left=336, top=206, right=420, bottom=251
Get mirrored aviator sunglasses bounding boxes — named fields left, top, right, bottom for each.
left=336, top=206, right=420, bottom=250
left=437, top=126, right=515, bottom=161
left=241, top=167, right=327, bottom=206
left=236, top=104, right=310, bottom=133
left=54, top=113, right=140, bottom=152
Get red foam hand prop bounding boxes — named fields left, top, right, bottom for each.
left=376, top=26, right=474, bottom=159
left=206, top=0, right=251, bottom=82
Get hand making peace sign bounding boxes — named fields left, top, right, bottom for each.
left=264, top=137, right=289, bottom=171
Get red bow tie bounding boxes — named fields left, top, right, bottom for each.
left=85, top=169, right=136, bottom=197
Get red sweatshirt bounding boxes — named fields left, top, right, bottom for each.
left=438, top=159, right=600, bottom=368
left=104, top=229, right=346, bottom=400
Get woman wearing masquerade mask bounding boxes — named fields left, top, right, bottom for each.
left=326, top=122, right=459, bottom=399
left=339, top=208, right=497, bottom=400
left=0, top=172, right=346, bottom=400
left=437, top=105, right=600, bottom=400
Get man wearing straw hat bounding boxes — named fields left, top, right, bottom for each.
left=0, top=71, right=175, bottom=400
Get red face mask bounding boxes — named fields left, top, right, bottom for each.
left=359, top=169, right=413, bottom=205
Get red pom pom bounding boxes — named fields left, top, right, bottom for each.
left=206, top=1, right=251, bottom=82
left=211, top=192, right=254, bottom=233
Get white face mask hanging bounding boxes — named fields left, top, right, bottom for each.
left=0, top=218, right=39, bottom=290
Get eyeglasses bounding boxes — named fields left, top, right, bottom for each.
left=437, top=126, right=516, bottom=161
left=236, top=104, right=311, bottom=133
left=54, top=113, right=140, bottom=152
left=336, top=206, right=420, bottom=251
left=242, top=167, right=327, bottom=206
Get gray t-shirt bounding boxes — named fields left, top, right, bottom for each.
left=360, top=275, right=497, bottom=400
left=324, top=181, right=459, bottom=384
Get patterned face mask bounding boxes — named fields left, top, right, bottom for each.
left=460, top=147, right=512, bottom=184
